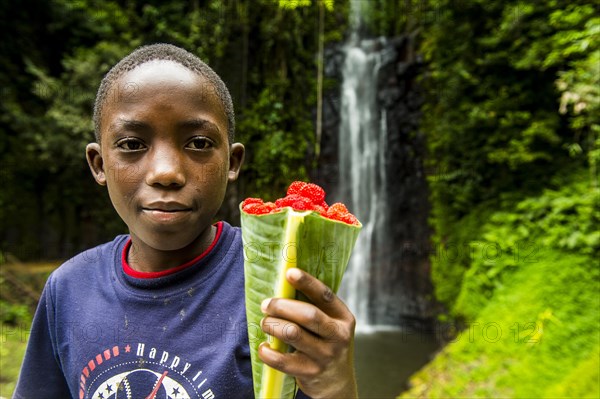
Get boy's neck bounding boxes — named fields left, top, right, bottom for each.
left=127, top=225, right=217, bottom=273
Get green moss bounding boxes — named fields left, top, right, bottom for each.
left=430, top=204, right=495, bottom=309
left=402, top=167, right=600, bottom=398
left=402, top=249, right=599, bottom=398
left=0, top=323, right=29, bottom=398
left=545, top=346, right=600, bottom=398
left=452, top=168, right=599, bottom=321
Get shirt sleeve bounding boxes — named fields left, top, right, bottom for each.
left=13, top=276, right=71, bottom=399
left=295, top=389, right=312, bottom=398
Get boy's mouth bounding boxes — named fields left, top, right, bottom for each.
left=141, top=201, right=193, bottom=222
left=142, top=201, right=192, bottom=212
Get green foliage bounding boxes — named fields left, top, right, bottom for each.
left=402, top=248, right=599, bottom=398
left=237, top=88, right=311, bottom=198
left=411, top=1, right=600, bottom=396
left=422, top=0, right=599, bottom=307
left=354, top=0, right=425, bottom=37
left=0, top=323, right=30, bottom=398
left=0, top=301, right=32, bottom=326
left=545, top=345, right=600, bottom=398
left=453, top=170, right=599, bottom=320
left=432, top=167, right=600, bottom=321
left=429, top=205, right=493, bottom=307
left=278, top=0, right=334, bottom=12
left=422, top=0, right=598, bottom=236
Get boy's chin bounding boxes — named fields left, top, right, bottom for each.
left=132, top=228, right=212, bottom=253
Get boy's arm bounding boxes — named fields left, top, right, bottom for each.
left=13, top=279, right=71, bottom=399
left=258, top=268, right=359, bottom=399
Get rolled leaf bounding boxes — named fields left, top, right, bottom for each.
left=241, top=206, right=361, bottom=399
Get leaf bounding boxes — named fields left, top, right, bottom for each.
left=277, top=0, right=311, bottom=10
left=241, top=206, right=361, bottom=399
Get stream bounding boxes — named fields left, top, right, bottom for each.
left=354, top=329, right=439, bottom=398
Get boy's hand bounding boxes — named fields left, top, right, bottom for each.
left=258, top=268, right=358, bottom=399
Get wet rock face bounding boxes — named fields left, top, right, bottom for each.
left=314, top=45, right=346, bottom=192
left=314, top=35, right=436, bottom=327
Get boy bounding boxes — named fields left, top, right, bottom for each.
left=14, top=44, right=358, bottom=399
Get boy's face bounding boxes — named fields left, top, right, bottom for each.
left=86, top=60, right=244, bottom=253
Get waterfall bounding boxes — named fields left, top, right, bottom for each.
left=337, top=1, right=392, bottom=331
left=326, top=0, right=434, bottom=332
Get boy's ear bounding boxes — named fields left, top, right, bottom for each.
left=86, top=143, right=107, bottom=186
left=228, top=143, right=245, bottom=182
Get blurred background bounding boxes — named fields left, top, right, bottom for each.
left=0, top=0, right=598, bottom=398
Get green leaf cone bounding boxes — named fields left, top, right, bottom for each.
left=241, top=206, right=361, bottom=399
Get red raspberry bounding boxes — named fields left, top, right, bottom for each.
left=286, top=181, right=307, bottom=196
left=243, top=203, right=271, bottom=215
left=324, top=202, right=359, bottom=225
left=318, top=201, right=329, bottom=211
left=263, top=202, right=277, bottom=212
left=325, top=210, right=344, bottom=221
left=312, top=204, right=328, bottom=215
left=327, top=203, right=349, bottom=215
left=275, top=195, right=294, bottom=208
left=292, top=199, right=313, bottom=211
left=275, top=194, right=313, bottom=211
left=341, top=213, right=359, bottom=225
left=242, top=198, right=264, bottom=207
left=299, top=183, right=325, bottom=204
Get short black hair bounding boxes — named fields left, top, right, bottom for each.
left=93, top=43, right=235, bottom=143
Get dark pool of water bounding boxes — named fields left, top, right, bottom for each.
left=354, top=329, right=439, bottom=398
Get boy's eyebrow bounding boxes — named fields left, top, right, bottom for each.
left=110, top=118, right=150, bottom=132
left=177, top=118, right=221, bottom=133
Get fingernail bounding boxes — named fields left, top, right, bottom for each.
left=259, top=341, right=271, bottom=352
left=261, top=298, right=271, bottom=313
left=287, top=268, right=302, bottom=281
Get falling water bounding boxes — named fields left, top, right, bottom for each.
left=337, top=1, right=391, bottom=331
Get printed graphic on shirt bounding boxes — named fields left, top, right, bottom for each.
left=80, top=343, right=215, bottom=399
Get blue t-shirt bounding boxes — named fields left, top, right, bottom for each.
left=14, top=222, right=309, bottom=399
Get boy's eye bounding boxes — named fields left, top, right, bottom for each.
left=186, top=137, right=213, bottom=150
left=116, top=138, right=145, bottom=151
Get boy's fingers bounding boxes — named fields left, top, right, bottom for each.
left=258, top=342, right=320, bottom=378
left=261, top=297, right=329, bottom=337
left=285, top=268, right=350, bottom=320
left=260, top=316, right=324, bottom=359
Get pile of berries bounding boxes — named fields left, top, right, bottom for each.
left=242, top=181, right=359, bottom=226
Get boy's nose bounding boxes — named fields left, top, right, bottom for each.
left=145, top=148, right=186, bottom=188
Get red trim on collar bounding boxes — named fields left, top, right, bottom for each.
left=122, top=222, right=223, bottom=279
